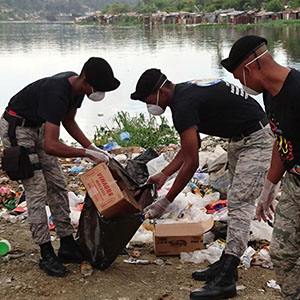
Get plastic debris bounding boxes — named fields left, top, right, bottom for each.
left=81, top=262, right=93, bottom=277
left=256, top=247, right=273, bottom=269
left=119, top=131, right=130, bottom=143
left=267, top=280, right=281, bottom=290
left=250, top=220, right=273, bottom=242
left=241, top=246, right=256, bottom=269
left=103, top=141, right=120, bottom=152
left=70, top=165, right=84, bottom=173
left=123, top=257, right=150, bottom=265
left=180, top=240, right=225, bottom=265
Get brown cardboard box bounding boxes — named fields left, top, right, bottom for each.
left=80, top=163, right=141, bottom=218
left=153, top=217, right=214, bottom=256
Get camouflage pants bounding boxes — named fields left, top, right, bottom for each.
left=225, top=125, right=274, bottom=258
left=270, top=172, right=300, bottom=300
left=0, top=117, right=73, bottom=245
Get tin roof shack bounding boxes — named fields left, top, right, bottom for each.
left=289, top=10, right=300, bottom=19
left=205, top=12, right=217, bottom=23
left=254, top=11, right=279, bottom=23
left=164, top=13, right=176, bottom=24
left=226, top=10, right=255, bottom=24
left=279, top=9, right=300, bottom=20
left=143, top=14, right=152, bottom=26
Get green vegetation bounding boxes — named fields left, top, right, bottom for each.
left=234, top=18, right=300, bottom=28
left=93, top=111, right=179, bottom=148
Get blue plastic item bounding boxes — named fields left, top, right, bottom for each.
left=119, top=131, right=130, bottom=143
left=103, top=142, right=119, bottom=152
left=70, top=166, right=84, bottom=173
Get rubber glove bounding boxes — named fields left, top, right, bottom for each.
left=256, top=178, right=280, bottom=222
left=144, top=196, right=171, bottom=219
left=147, top=171, right=168, bottom=189
left=85, top=148, right=109, bottom=164
left=87, top=143, right=112, bottom=159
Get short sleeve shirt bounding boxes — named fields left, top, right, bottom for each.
left=263, top=69, right=300, bottom=174
left=8, top=72, right=84, bottom=126
left=171, top=79, right=266, bottom=138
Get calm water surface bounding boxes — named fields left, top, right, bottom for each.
left=1, top=23, right=300, bottom=142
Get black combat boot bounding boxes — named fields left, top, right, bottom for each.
left=39, top=241, right=66, bottom=277
left=190, top=254, right=240, bottom=300
left=58, top=235, right=84, bottom=264
left=192, top=252, right=238, bottom=282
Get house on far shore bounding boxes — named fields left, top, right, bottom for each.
left=254, top=10, right=279, bottom=23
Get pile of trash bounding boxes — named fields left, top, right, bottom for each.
left=0, top=135, right=277, bottom=273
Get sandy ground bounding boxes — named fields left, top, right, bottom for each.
left=0, top=218, right=283, bottom=300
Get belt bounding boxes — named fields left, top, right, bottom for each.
left=3, top=110, right=41, bottom=128
left=231, top=116, right=269, bottom=142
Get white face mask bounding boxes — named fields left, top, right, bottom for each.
left=242, top=85, right=260, bottom=96
left=242, top=49, right=268, bottom=96
left=146, top=78, right=167, bottom=116
left=88, top=87, right=105, bottom=102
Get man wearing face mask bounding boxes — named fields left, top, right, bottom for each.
left=0, top=57, right=120, bottom=278
left=131, top=69, right=274, bottom=300
left=221, top=35, right=300, bottom=300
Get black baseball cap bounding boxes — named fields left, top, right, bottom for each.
left=83, top=57, right=120, bottom=92
left=221, top=35, right=267, bottom=73
left=131, top=68, right=166, bottom=101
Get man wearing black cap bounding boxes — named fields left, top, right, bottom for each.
left=221, top=35, right=300, bottom=300
left=0, top=57, right=120, bottom=277
left=131, top=69, right=274, bottom=300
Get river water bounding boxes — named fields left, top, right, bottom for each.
left=1, top=22, right=300, bottom=142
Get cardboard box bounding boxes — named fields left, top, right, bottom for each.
left=80, top=163, right=141, bottom=218
left=153, top=217, right=214, bottom=256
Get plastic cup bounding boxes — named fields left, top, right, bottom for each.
left=0, top=239, right=12, bottom=255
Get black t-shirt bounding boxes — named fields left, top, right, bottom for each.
left=171, top=79, right=266, bottom=138
left=8, top=72, right=84, bottom=126
left=263, top=69, right=300, bottom=174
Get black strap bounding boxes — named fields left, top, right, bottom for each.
left=7, top=116, right=18, bottom=147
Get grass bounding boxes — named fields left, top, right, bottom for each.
left=93, top=111, right=179, bottom=148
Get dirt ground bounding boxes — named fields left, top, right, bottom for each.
left=0, top=152, right=283, bottom=300
left=0, top=218, right=283, bottom=300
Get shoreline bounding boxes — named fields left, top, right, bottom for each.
left=1, top=19, right=300, bottom=28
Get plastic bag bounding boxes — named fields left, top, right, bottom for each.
left=76, top=159, right=155, bottom=270
left=76, top=194, right=143, bottom=270
left=125, top=147, right=158, bottom=185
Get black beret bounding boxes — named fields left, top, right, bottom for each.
left=221, top=35, right=267, bottom=72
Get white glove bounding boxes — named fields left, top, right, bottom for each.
left=85, top=148, right=109, bottom=164
left=147, top=171, right=168, bottom=189
left=256, top=178, right=280, bottom=222
left=88, top=143, right=112, bottom=159
left=144, top=196, right=171, bottom=219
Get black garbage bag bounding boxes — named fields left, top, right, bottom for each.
left=76, top=158, right=155, bottom=270
left=76, top=194, right=143, bottom=270
left=125, top=147, right=158, bottom=185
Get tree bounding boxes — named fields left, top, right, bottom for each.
left=288, top=0, right=300, bottom=8
left=266, top=0, right=284, bottom=11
